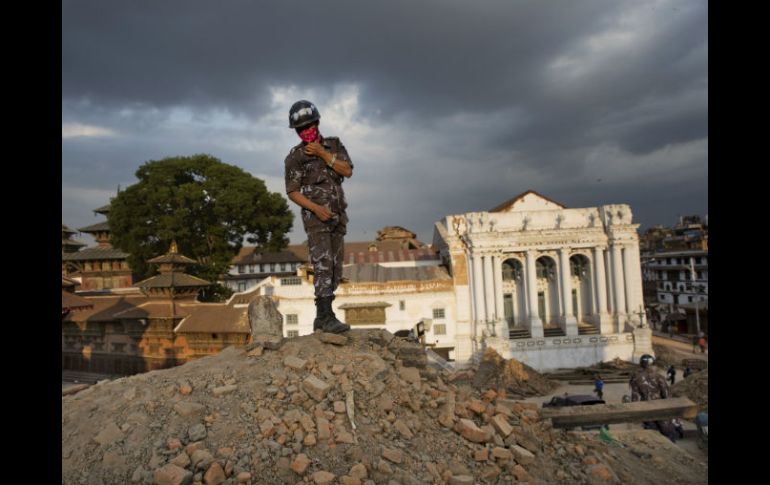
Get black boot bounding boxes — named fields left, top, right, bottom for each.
left=319, top=296, right=350, bottom=334
left=313, top=297, right=328, bottom=332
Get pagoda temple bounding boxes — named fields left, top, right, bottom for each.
left=61, top=204, right=133, bottom=290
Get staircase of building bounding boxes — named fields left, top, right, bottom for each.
left=578, top=322, right=600, bottom=335
left=543, top=326, right=566, bottom=337
left=508, top=327, right=531, bottom=339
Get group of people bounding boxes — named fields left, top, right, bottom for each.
left=591, top=353, right=699, bottom=443
left=692, top=333, right=707, bottom=353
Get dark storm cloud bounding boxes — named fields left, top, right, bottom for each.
left=63, top=0, right=617, bottom=118
left=63, top=0, right=708, bottom=244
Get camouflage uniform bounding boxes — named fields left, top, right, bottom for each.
left=629, top=367, right=678, bottom=441
left=284, top=136, right=352, bottom=298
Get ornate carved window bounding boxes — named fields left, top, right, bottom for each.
left=339, top=302, right=391, bottom=325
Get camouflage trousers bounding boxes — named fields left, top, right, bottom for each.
left=307, top=222, right=346, bottom=298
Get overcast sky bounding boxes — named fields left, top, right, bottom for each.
left=62, top=0, right=707, bottom=248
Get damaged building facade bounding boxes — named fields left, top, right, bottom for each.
left=243, top=191, right=652, bottom=371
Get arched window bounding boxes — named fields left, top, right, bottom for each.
left=502, top=259, right=523, bottom=281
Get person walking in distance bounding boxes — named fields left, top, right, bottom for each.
left=667, top=365, right=676, bottom=386
left=698, top=335, right=707, bottom=353
left=594, top=375, right=604, bottom=400
left=284, top=100, right=352, bottom=334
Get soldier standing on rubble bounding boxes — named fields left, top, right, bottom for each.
left=629, top=354, right=678, bottom=442
left=284, top=100, right=352, bottom=334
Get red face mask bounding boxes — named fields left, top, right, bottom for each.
left=298, top=125, right=319, bottom=143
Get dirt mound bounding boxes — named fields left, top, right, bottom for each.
left=469, top=348, right=561, bottom=397
left=62, top=329, right=707, bottom=484
left=672, top=369, right=708, bottom=412
left=652, top=344, right=680, bottom=368
left=596, top=357, right=637, bottom=371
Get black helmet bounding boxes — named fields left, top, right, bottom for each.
left=639, top=354, right=654, bottom=368
left=288, top=100, right=320, bottom=129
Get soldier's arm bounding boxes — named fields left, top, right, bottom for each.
left=306, top=139, right=353, bottom=178
left=629, top=380, right=640, bottom=402
left=287, top=192, right=332, bottom=221
left=659, top=376, right=671, bottom=399
left=285, top=152, right=332, bottom=221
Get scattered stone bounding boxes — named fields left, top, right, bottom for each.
left=491, top=447, right=512, bottom=461
left=312, top=470, right=337, bottom=485
left=179, top=381, right=193, bottom=395
left=490, top=414, right=513, bottom=438
left=284, top=355, right=308, bottom=371
left=291, top=454, right=312, bottom=475
left=203, top=462, right=226, bottom=485
left=170, top=452, right=191, bottom=468
left=174, top=402, right=205, bottom=417
left=455, top=418, right=493, bottom=443
left=188, top=424, right=207, bottom=442
left=319, top=333, right=348, bottom=345
left=394, top=420, right=414, bottom=439
left=212, top=384, right=238, bottom=396
left=382, top=447, right=403, bottom=464
left=349, top=463, right=368, bottom=480
left=448, top=475, right=474, bottom=485
left=510, top=445, right=535, bottom=465
left=247, top=345, right=264, bottom=357
left=303, top=375, right=332, bottom=401
left=512, top=464, right=531, bottom=482
left=154, top=464, right=193, bottom=485
left=93, top=421, right=124, bottom=446
left=588, top=464, right=616, bottom=482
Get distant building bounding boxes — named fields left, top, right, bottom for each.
left=61, top=276, right=93, bottom=318
left=62, top=205, right=134, bottom=290
left=640, top=215, right=708, bottom=253
left=62, top=243, right=250, bottom=376
left=62, top=224, right=86, bottom=255
left=641, top=249, right=708, bottom=334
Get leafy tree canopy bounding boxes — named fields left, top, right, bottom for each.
left=109, top=154, right=293, bottom=299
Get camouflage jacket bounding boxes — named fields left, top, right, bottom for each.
left=629, top=367, right=671, bottom=402
left=284, top=136, right=353, bottom=231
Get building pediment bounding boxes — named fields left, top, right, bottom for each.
left=489, top=190, right=566, bottom=213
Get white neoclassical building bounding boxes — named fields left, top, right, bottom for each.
left=232, top=190, right=653, bottom=371
left=432, top=190, right=652, bottom=369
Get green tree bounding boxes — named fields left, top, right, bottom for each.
left=109, top=154, right=293, bottom=300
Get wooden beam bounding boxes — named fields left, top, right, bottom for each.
left=541, top=397, right=698, bottom=428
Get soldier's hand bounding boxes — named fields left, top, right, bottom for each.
left=313, top=204, right=333, bottom=221
left=304, top=142, right=327, bottom=159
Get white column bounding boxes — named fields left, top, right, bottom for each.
left=483, top=254, right=495, bottom=335
left=627, top=242, right=645, bottom=325
left=623, top=245, right=638, bottom=328
left=593, top=246, right=612, bottom=334
left=605, top=250, right=614, bottom=316
left=473, top=253, right=486, bottom=328
left=559, top=248, right=578, bottom=335
left=611, top=244, right=627, bottom=328
left=525, top=251, right=543, bottom=338
left=493, top=254, right=505, bottom=337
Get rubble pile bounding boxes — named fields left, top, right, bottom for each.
left=63, top=329, right=707, bottom=484
left=651, top=344, right=680, bottom=369
left=465, top=348, right=561, bottom=397
left=672, top=369, right=708, bottom=412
